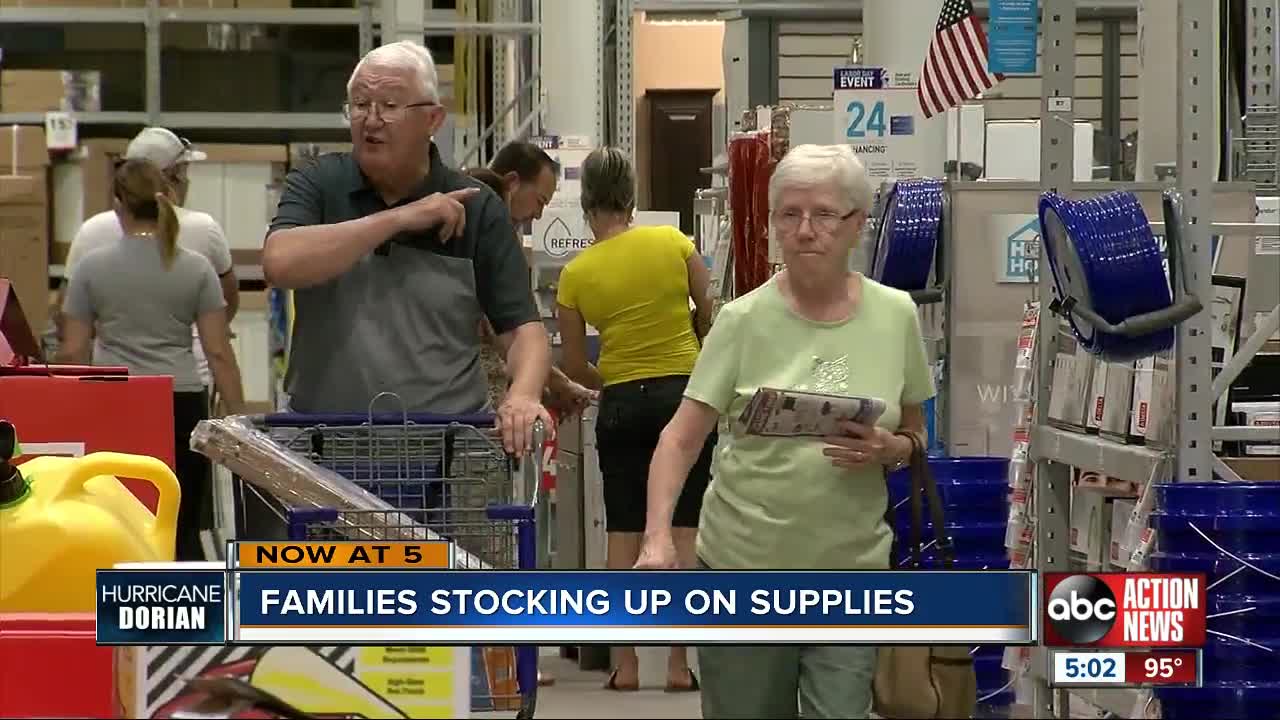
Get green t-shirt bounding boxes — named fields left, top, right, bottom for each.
left=684, top=274, right=936, bottom=571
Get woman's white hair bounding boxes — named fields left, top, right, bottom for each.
left=347, top=40, right=440, bottom=103
left=768, top=143, right=875, bottom=214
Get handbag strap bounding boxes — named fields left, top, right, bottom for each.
left=895, top=432, right=954, bottom=569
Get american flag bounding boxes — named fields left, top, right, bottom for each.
left=917, top=0, right=1004, bottom=118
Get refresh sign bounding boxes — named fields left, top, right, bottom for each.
left=534, top=214, right=594, bottom=260
left=532, top=210, right=684, bottom=262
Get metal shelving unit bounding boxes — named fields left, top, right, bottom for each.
left=0, top=1, right=540, bottom=131
left=1027, top=1, right=1279, bottom=717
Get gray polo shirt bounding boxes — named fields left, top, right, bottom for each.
left=268, top=143, right=539, bottom=415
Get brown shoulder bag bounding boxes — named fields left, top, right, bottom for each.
left=872, top=433, right=979, bottom=719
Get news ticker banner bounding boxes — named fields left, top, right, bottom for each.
left=96, top=541, right=1036, bottom=646
left=1050, top=650, right=1203, bottom=688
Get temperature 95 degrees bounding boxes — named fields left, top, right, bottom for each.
left=1124, top=650, right=1200, bottom=686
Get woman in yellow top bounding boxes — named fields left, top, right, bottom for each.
left=556, top=147, right=715, bottom=693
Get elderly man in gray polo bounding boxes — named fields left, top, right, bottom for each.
left=263, top=40, right=553, bottom=455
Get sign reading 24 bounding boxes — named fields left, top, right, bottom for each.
left=845, top=100, right=888, bottom=139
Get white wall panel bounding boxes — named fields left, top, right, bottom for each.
left=775, top=17, right=1138, bottom=141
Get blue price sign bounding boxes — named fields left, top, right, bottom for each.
left=988, top=0, right=1039, bottom=75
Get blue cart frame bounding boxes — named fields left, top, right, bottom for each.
left=244, top=407, right=545, bottom=719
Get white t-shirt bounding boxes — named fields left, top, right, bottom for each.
left=65, top=208, right=233, bottom=387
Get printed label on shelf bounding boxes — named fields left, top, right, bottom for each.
left=44, top=111, right=78, bottom=151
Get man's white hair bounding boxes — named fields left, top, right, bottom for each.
left=768, top=143, right=874, bottom=214
left=347, top=40, right=440, bottom=103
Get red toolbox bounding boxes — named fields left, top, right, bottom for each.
left=1, top=279, right=175, bottom=510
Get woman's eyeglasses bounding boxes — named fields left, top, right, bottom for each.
left=773, top=208, right=859, bottom=234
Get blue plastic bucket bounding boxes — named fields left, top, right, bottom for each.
left=974, top=654, right=1008, bottom=688
left=977, top=687, right=1014, bottom=708
left=888, top=479, right=1010, bottom=511
left=888, top=456, right=1009, bottom=485
left=1206, top=593, right=1280, bottom=636
left=891, top=520, right=1008, bottom=557
left=1155, top=482, right=1280, bottom=517
left=1150, top=552, right=1280, bottom=594
left=1152, top=511, right=1280, bottom=555
left=1156, top=683, right=1280, bottom=720
left=899, top=553, right=1010, bottom=570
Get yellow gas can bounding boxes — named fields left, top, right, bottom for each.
left=0, top=439, right=181, bottom=613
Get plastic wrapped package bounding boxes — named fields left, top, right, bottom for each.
left=189, top=416, right=492, bottom=569
left=769, top=105, right=791, bottom=162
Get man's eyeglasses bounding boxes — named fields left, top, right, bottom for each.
left=773, top=208, right=860, bottom=234
left=343, top=100, right=436, bottom=123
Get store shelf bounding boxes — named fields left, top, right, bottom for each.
left=1032, top=426, right=1166, bottom=482
left=0, top=112, right=149, bottom=125
left=158, top=112, right=347, bottom=130
left=1213, top=425, right=1280, bottom=442
left=0, top=111, right=347, bottom=130
left=0, top=7, right=147, bottom=23
left=158, top=7, right=365, bottom=25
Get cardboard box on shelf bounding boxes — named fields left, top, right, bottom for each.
left=1231, top=401, right=1280, bottom=456
left=0, top=70, right=101, bottom=114
left=0, top=127, right=52, bottom=335
left=1109, top=498, right=1136, bottom=569
left=0, top=126, right=52, bottom=172
left=287, top=142, right=352, bottom=169
left=182, top=144, right=287, bottom=258
left=50, top=137, right=132, bottom=264
left=1136, top=351, right=1172, bottom=445
left=1069, top=487, right=1113, bottom=571
left=0, top=174, right=51, bottom=337
left=1085, top=359, right=1108, bottom=433
left=1222, top=456, right=1280, bottom=482
left=1049, top=320, right=1095, bottom=430
left=1100, top=361, right=1135, bottom=440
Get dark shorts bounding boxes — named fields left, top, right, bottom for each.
left=596, top=374, right=716, bottom=533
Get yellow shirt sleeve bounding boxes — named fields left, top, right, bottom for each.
left=673, top=227, right=696, bottom=261
left=556, top=261, right=579, bottom=310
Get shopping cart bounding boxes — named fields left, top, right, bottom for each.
left=230, top=399, right=546, bottom=719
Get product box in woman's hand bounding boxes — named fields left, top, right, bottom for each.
left=738, top=387, right=886, bottom=438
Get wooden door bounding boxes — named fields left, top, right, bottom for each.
left=646, top=89, right=716, bottom=235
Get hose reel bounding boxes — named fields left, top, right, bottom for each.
left=1037, top=189, right=1204, bottom=361
left=869, top=178, right=946, bottom=306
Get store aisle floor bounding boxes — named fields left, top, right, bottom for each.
left=484, top=656, right=702, bottom=719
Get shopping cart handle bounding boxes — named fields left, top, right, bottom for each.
left=486, top=504, right=536, bottom=522
left=260, top=412, right=498, bottom=428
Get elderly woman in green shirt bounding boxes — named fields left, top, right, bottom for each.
left=635, top=144, right=935, bottom=720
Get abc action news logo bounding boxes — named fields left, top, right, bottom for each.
left=1043, top=573, right=1207, bottom=648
